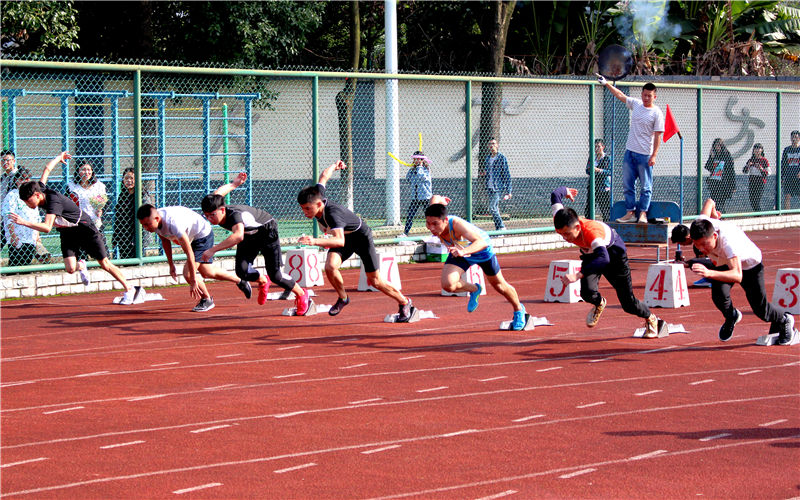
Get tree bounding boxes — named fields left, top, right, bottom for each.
left=1, top=1, right=80, bottom=56
left=336, top=0, right=361, bottom=210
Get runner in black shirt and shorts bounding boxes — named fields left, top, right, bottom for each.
left=10, top=151, right=140, bottom=304
left=201, top=172, right=310, bottom=315
left=297, top=160, right=414, bottom=321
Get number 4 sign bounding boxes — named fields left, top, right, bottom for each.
left=772, top=268, right=800, bottom=315
left=544, top=260, right=583, bottom=303
left=644, top=262, right=690, bottom=308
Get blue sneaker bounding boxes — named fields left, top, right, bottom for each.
left=510, top=308, right=527, bottom=331
left=467, top=283, right=482, bottom=312
left=693, top=277, right=712, bottom=288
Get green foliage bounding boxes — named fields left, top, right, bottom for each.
left=1, top=0, right=80, bottom=55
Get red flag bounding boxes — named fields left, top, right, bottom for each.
left=663, top=104, right=681, bottom=142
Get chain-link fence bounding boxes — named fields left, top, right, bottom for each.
left=1, top=60, right=798, bottom=273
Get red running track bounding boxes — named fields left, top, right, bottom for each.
left=1, top=228, right=799, bottom=498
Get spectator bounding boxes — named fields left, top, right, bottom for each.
left=398, top=150, right=431, bottom=238
left=484, top=138, right=512, bottom=230
left=781, top=130, right=800, bottom=209
left=2, top=167, right=50, bottom=266
left=585, top=138, right=612, bottom=221
left=704, top=138, right=736, bottom=212
left=0, top=149, right=18, bottom=250
left=67, top=160, right=107, bottom=229
left=112, top=168, right=150, bottom=259
left=742, top=143, right=770, bottom=212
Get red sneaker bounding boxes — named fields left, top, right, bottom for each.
left=257, top=279, right=271, bottom=305
left=295, top=288, right=310, bottom=316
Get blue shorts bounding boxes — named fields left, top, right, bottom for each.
left=445, top=254, right=501, bottom=277
left=191, top=232, right=215, bottom=264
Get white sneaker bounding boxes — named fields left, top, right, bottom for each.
left=637, top=212, right=648, bottom=224
left=119, top=288, right=136, bottom=305
left=397, top=233, right=408, bottom=238
left=78, top=259, right=90, bottom=286
left=616, top=212, right=636, bottom=223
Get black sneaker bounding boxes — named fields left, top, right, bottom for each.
left=192, top=297, right=215, bottom=312
left=397, top=299, right=413, bottom=323
left=719, top=309, right=742, bottom=342
left=237, top=279, right=252, bottom=299
left=777, top=313, right=796, bottom=345
left=328, top=296, right=350, bottom=316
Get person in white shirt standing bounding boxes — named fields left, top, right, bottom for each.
left=689, top=198, right=796, bottom=345
left=137, top=204, right=250, bottom=312
left=597, top=77, right=665, bottom=224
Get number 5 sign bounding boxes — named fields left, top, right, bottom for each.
left=544, top=260, right=582, bottom=303
left=772, top=268, right=800, bottom=315
left=284, top=248, right=324, bottom=287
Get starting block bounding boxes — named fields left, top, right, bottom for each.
left=441, top=264, right=487, bottom=297
left=112, top=286, right=163, bottom=304
left=358, top=253, right=402, bottom=291
left=282, top=300, right=331, bottom=316
left=267, top=289, right=316, bottom=301
left=632, top=319, right=675, bottom=338
left=644, top=262, right=690, bottom=308
left=383, top=307, right=431, bottom=323
left=544, top=260, right=582, bottom=303
left=284, top=248, right=324, bottom=288
left=756, top=329, right=800, bottom=346
left=498, top=314, right=553, bottom=331
left=771, top=268, right=800, bottom=315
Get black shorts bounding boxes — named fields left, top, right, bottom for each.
left=329, top=228, right=380, bottom=273
left=192, top=232, right=215, bottom=264
left=59, top=223, right=109, bottom=261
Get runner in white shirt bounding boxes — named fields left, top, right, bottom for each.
left=137, top=204, right=249, bottom=312
left=688, top=199, right=796, bottom=344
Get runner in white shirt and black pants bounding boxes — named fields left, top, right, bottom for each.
left=689, top=199, right=796, bottom=344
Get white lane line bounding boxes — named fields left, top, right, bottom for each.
left=690, top=379, right=714, bottom=385
left=274, top=462, right=316, bottom=474
left=273, top=373, right=305, bottom=379
left=536, top=367, right=562, bottom=372
left=589, top=358, right=610, bottom=363
left=43, top=406, right=84, bottom=415
left=274, top=411, right=307, bottom=418
left=0, top=457, right=49, bottom=468
left=173, top=483, right=222, bottom=494
left=417, top=386, right=448, bottom=393
left=759, top=419, right=788, bottom=427
left=127, top=394, right=168, bottom=402
left=559, top=468, right=596, bottom=479
left=151, top=362, right=179, bottom=367
left=100, top=441, right=145, bottom=449
left=699, top=433, right=731, bottom=442
left=0, top=381, right=35, bottom=388
left=277, top=346, right=302, bottom=351
left=349, top=398, right=383, bottom=405
left=475, top=490, right=518, bottom=500
left=629, top=450, right=667, bottom=461
left=635, top=390, right=663, bottom=396
left=76, top=371, right=110, bottom=378
left=361, top=445, right=401, bottom=455
left=340, top=363, right=368, bottom=370
left=216, top=353, right=244, bottom=358
left=441, top=429, right=478, bottom=438
left=479, top=376, right=507, bottom=382
left=576, top=402, right=606, bottom=409
left=738, top=370, right=762, bottom=375
left=398, top=355, right=425, bottom=360
left=203, top=384, right=236, bottom=390
left=190, top=425, right=231, bottom=434
left=512, top=414, right=545, bottom=423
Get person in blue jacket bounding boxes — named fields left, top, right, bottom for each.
left=485, top=138, right=512, bottom=230
left=399, top=150, right=432, bottom=237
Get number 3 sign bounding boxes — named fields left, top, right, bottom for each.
left=772, top=268, right=800, bottom=315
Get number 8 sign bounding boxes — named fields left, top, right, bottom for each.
left=772, top=268, right=800, bottom=314
left=284, top=248, right=324, bottom=287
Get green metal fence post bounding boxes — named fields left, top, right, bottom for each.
left=776, top=92, right=782, bottom=214
left=133, top=70, right=143, bottom=262
left=222, top=102, right=230, bottom=204
left=312, top=75, right=320, bottom=237
left=588, top=84, right=595, bottom=220
left=465, top=80, right=473, bottom=222
left=696, top=88, right=703, bottom=214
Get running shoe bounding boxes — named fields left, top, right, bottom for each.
left=693, top=277, right=712, bottom=288
left=616, top=212, right=636, bottom=223
left=510, top=307, right=526, bottom=331
left=777, top=313, right=796, bottom=346
left=119, top=288, right=136, bottom=305
left=328, top=296, right=350, bottom=316
left=397, top=299, right=413, bottom=323
left=257, top=280, right=270, bottom=305
left=643, top=314, right=661, bottom=338
left=237, top=279, right=252, bottom=299
left=78, top=259, right=90, bottom=286
left=295, top=288, right=310, bottom=316
left=637, top=212, right=648, bottom=224
left=467, top=283, right=482, bottom=313
left=192, top=297, right=215, bottom=312
left=718, top=309, right=742, bottom=341
left=586, top=297, right=606, bottom=328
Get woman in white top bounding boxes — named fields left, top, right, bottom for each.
left=67, top=161, right=107, bottom=229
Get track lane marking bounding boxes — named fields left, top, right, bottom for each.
left=475, top=490, right=518, bottom=499
left=629, top=450, right=667, bottom=460
left=417, top=386, right=448, bottom=393
left=479, top=376, right=507, bottom=382
left=759, top=419, right=787, bottom=427
left=274, top=463, right=316, bottom=474
left=699, top=433, right=731, bottom=442
left=576, top=402, right=605, bottom=409
left=173, top=483, right=222, bottom=494
left=100, top=441, right=145, bottom=449
left=361, top=445, right=401, bottom=455
left=512, top=415, right=544, bottom=422
left=635, top=390, right=662, bottom=396
left=559, top=468, right=596, bottom=479
left=349, top=398, right=383, bottom=405
left=689, top=379, right=714, bottom=385
left=0, top=457, right=48, bottom=468
left=190, top=425, right=231, bottom=434
left=42, top=406, right=84, bottom=415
